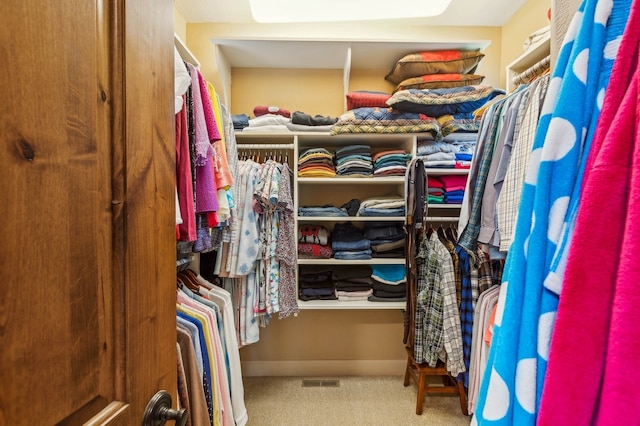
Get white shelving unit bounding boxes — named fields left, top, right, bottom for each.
left=235, top=132, right=468, bottom=310
left=505, top=33, right=551, bottom=91
left=210, top=37, right=491, bottom=109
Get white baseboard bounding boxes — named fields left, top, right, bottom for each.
left=241, top=359, right=407, bottom=377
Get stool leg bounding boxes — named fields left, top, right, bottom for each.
left=456, top=380, right=469, bottom=416
left=403, top=356, right=412, bottom=387
left=416, top=370, right=426, bottom=415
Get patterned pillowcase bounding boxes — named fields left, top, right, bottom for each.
left=385, top=50, right=485, bottom=84
left=330, top=107, right=440, bottom=136
left=394, top=74, right=485, bottom=92
left=346, top=91, right=391, bottom=110
left=437, top=114, right=481, bottom=138
left=387, top=85, right=505, bottom=117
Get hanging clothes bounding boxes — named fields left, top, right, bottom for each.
left=537, top=0, right=640, bottom=423
left=472, top=0, right=630, bottom=424
left=177, top=270, right=249, bottom=426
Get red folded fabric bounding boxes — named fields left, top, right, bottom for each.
left=298, top=243, right=332, bottom=259
left=253, top=105, right=291, bottom=118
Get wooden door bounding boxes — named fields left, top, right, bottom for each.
left=0, top=1, right=176, bottom=425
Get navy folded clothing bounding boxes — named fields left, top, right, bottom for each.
left=232, top=113, right=249, bottom=129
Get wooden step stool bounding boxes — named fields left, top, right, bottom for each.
left=403, top=346, right=469, bottom=416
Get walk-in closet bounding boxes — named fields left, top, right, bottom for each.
left=5, top=0, right=639, bottom=424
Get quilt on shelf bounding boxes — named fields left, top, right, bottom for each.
left=330, top=106, right=439, bottom=136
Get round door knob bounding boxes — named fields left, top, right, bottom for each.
left=142, top=390, right=188, bottom=426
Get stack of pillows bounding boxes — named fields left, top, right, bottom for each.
left=333, top=50, right=504, bottom=137
left=384, top=49, right=485, bottom=92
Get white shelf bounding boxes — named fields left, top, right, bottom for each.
left=427, top=204, right=464, bottom=209
left=298, top=258, right=405, bottom=265
left=297, top=216, right=404, bottom=222
left=175, top=33, right=200, bottom=67
left=297, top=177, right=405, bottom=184
left=505, top=33, right=551, bottom=91
left=297, top=299, right=405, bottom=310
left=211, top=38, right=490, bottom=110
left=212, top=38, right=491, bottom=71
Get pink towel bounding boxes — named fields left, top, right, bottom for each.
left=538, top=3, right=640, bottom=424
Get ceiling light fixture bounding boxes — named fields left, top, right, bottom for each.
left=249, top=0, right=452, bottom=23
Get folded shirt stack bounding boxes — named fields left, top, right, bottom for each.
left=332, top=265, right=373, bottom=302
left=368, top=264, right=407, bottom=302
left=331, top=222, right=371, bottom=260
left=439, top=174, right=468, bottom=204
left=427, top=176, right=445, bottom=204
left=357, top=196, right=405, bottom=217
left=298, top=225, right=332, bottom=259
left=298, top=205, right=349, bottom=217
left=372, top=150, right=412, bottom=177
left=335, top=145, right=373, bottom=177
left=241, top=113, right=291, bottom=133
left=298, top=265, right=336, bottom=301
left=416, top=139, right=457, bottom=168
left=364, top=222, right=405, bottom=258
left=298, top=147, right=336, bottom=177
left=443, top=132, right=478, bottom=169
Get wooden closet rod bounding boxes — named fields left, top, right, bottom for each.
left=424, top=216, right=459, bottom=222
left=237, top=143, right=295, bottom=150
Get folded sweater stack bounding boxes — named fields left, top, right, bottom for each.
left=298, top=147, right=336, bottom=177
left=334, top=144, right=373, bottom=177
left=372, top=150, right=412, bottom=177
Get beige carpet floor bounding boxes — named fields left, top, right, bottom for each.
left=243, top=376, right=471, bottom=425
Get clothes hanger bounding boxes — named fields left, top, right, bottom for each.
left=446, top=223, right=458, bottom=243
left=177, top=270, right=201, bottom=295
left=183, top=268, right=217, bottom=292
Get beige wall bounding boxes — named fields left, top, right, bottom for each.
left=174, top=8, right=187, bottom=41
left=187, top=22, right=502, bottom=116
left=500, top=0, right=552, bottom=86
left=240, top=310, right=407, bottom=376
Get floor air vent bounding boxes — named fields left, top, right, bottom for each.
left=301, top=379, right=340, bottom=388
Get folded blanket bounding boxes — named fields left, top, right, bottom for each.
left=242, top=124, right=290, bottom=132
left=286, top=122, right=333, bottom=132
left=248, top=113, right=291, bottom=127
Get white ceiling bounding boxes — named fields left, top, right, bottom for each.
left=175, top=0, right=529, bottom=27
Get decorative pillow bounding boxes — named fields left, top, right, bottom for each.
left=386, top=85, right=505, bottom=117
left=330, top=107, right=440, bottom=136
left=394, top=74, right=485, bottom=92
left=346, top=91, right=391, bottom=110
left=385, top=50, right=485, bottom=84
